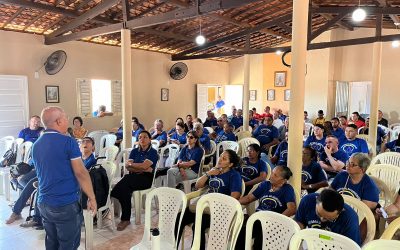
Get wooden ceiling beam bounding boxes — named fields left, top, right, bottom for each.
left=375, top=0, right=400, bottom=24
left=23, top=11, right=45, bottom=31
left=310, top=11, right=349, bottom=41
left=121, top=0, right=130, bottom=22
left=310, top=2, right=353, bottom=31
left=48, top=0, right=119, bottom=38
left=314, top=6, right=400, bottom=15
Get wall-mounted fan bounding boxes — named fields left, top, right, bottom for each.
left=44, top=50, right=67, bottom=75
left=169, top=62, right=188, bottom=80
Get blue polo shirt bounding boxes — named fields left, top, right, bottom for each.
left=339, top=138, right=369, bottom=158
left=208, top=169, right=242, bottom=195
left=239, top=157, right=267, bottom=182
left=129, top=146, right=159, bottom=173
left=115, top=127, right=123, bottom=140
left=170, top=132, right=187, bottom=145
left=252, top=181, right=295, bottom=213
left=295, top=193, right=361, bottom=246
left=215, top=131, right=236, bottom=144
left=332, top=128, right=345, bottom=142
left=252, top=124, right=279, bottom=146
left=199, top=133, right=211, bottom=152
left=83, top=153, right=96, bottom=170
left=302, top=161, right=327, bottom=193
left=178, top=145, right=204, bottom=173
left=385, top=140, right=400, bottom=152
left=214, top=126, right=223, bottom=134
left=304, top=135, right=326, bottom=156
left=18, top=127, right=44, bottom=143
left=231, top=116, right=243, bottom=129
left=32, top=130, right=82, bottom=206
left=203, top=118, right=218, bottom=128
left=152, top=131, right=167, bottom=146
left=249, top=118, right=258, bottom=128
left=132, top=128, right=143, bottom=141
left=274, top=141, right=288, bottom=166
left=331, top=171, right=379, bottom=203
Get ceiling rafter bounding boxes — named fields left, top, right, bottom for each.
left=121, top=0, right=130, bottom=22
left=1, top=6, right=23, bottom=27
left=376, top=0, right=400, bottom=24
left=310, top=2, right=353, bottom=31
left=23, top=11, right=45, bottom=31
left=309, top=11, right=349, bottom=41
left=75, top=0, right=92, bottom=10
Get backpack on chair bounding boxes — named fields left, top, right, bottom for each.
left=1, top=142, right=17, bottom=168
left=81, top=163, right=109, bottom=212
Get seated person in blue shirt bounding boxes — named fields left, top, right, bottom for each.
left=93, top=105, right=113, bottom=117
left=271, top=132, right=288, bottom=167
left=215, top=123, right=236, bottom=144
left=175, top=149, right=242, bottom=249
left=167, top=130, right=204, bottom=188
left=302, top=146, right=328, bottom=194
left=359, top=117, right=388, bottom=152
left=151, top=119, right=168, bottom=147
left=381, top=133, right=400, bottom=153
left=231, top=109, right=243, bottom=129
left=193, top=122, right=211, bottom=154
left=18, top=115, right=44, bottom=143
left=209, top=117, right=225, bottom=140
left=111, top=131, right=158, bottom=231
left=203, top=111, right=218, bottom=128
left=131, top=119, right=143, bottom=144
left=167, top=117, right=185, bottom=136
left=319, top=135, right=349, bottom=178
left=236, top=165, right=296, bottom=250
left=340, top=124, right=369, bottom=158
left=331, top=117, right=345, bottom=142
left=169, top=122, right=187, bottom=148
left=80, top=137, right=96, bottom=170
left=304, top=124, right=326, bottom=157
left=239, top=143, right=268, bottom=194
left=252, top=116, right=279, bottom=154
left=248, top=109, right=258, bottom=129
left=295, top=189, right=361, bottom=246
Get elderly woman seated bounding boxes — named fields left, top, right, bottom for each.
left=151, top=119, right=168, bottom=147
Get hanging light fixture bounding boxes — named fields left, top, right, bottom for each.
left=275, top=50, right=283, bottom=55
left=352, top=0, right=366, bottom=22
left=195, top=18, right=206, bottom=46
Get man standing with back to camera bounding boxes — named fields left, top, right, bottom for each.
left=32, top=106, right=97, bottom=250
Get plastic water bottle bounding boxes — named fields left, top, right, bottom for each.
left=151, top=228, right=160, bottom=250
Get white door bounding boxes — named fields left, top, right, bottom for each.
left=197, top=84, right=209, bottom=122
left=0, top=75, right=29, bottom=138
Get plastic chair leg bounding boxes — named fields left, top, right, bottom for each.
left=97, top=210, right=103, bottom=229
left=4, top=172, right=10, bottom=201
left=83, top=210, right=93, bottom=250
left=133, top=191, right=141, bottom=225
left=110, top=203, right=116, bottom=232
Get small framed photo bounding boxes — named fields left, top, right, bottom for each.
left=161, top=88, right=169, bottom=101
left=284, top=89, right=291, bottom=101
left=45, top=85, right=59, bottom=103
left=267, top=89, right=275, bottom=101
left=274, top=71, right=287, bottom=87
left=249, top=90, right=257, bottom=101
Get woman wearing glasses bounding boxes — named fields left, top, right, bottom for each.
left=166, top=131, right=204, bottom=188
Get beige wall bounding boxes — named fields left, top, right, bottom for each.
left=0, top=30, right=229, bottom=132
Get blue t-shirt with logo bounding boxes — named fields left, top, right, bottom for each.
left=208, top=169, right=242, bottom=196
left=295, top=193, right=361, bottom=246
left=231, top=116, right=243, bottom=129
left=239, top=157, right=267, bottom=182
left=332, top=128, right=345, bottom=142
left=178, top=146, right=204, bottom=174
left=385, top=140, right=400, bottom=152
left=214, top=126, right=223, bottom=134
left=339, top=138, right=369, bottom=158
left=252, top=181, right=295, bottom=213
left=302, top=161, right=327, bottom=193
left=199, top=133, right=211, bottom=152
left=249, top=118, right=258, bottom=128
left=319, top=150, right=349, bottom=177
left=83, top=153, right=96, bottom=170
left=304, top=135, right=326, bottom=156
left=129, top=146, right=159, bottom=173
left=274, top=141, right=288, bottom=166
left=32, top=130, right=82, bottom=206
left=215, top=130, right=236, bottom=144
left=170, top=132, right=187, bottom=145
left=252, top=124, right=279, bottom=146
left=331, top=171, right=379, bottom=203
left=18, top=127, right=44, bottom=143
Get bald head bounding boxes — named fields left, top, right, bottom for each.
left=41, top=106, right=68, bottom=132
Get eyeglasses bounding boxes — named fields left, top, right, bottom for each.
left=187, top=136, right=195, bottom=139
left=346, top=161, right=359, bottom=168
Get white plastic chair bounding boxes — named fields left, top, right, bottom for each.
left=192, top=193, right=244, bottom=250
left=371, top=152, right=400, bottom=167
left=391, top=127, right=400, bottom=141
left=204, top=127, right=214, bottom=134
left=342, top=195, right=376, bottom=245
left=389, top=123, right=400, bottom=130
left=356, top=134, right=370, bottom=143
left=234, top=126, right=244, bottom=134
left=304, top=122, right=314, bottom=140
left=98, top=145, right=119, bottom=162
left=16, top=141, right=33, bottom=163
left=245, top=211, right=300, bottom=250
left=151, top=140, right=160, bottom=150
left=202, top=140, right=217, bottom=171
left=155, top=144, right=181, bottom=187
left=236, top=131, right=252, bottom=141
left=130, top=187, right=187, bottom=250
left=216, top=141, right=239, bottom=162
left=0, top=136, right=14, bottom=162
left=366, top=164, right=400, bottom=203
left=88, top=130, right=110, bottom=156
left=182, top=154, right=205, bottom=194
left=289, top=228, right=361, bottom=250
left=114, top=148, right=133, bottom=178
left=362, top=239, right=400, bottom=249
left=380, top=216, right=400, bottom=239
left=369, top=176, right=391, bottom=208
left=99, top=134, right=117, bottom=152
left=238, top=137, right=260, bottom=158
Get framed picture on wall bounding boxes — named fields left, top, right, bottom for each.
left=45, top=85, right=59, bottom=103
left=249, top=90, right=257, bottom=101
left=284, top=89, right=291, bottom=101
left=274, top=71, right=287, bottom=87
left=161, top=88, right=169, bottom=101
left=267, top=89, right=275, bottom=101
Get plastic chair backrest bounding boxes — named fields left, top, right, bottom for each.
left=206, top=140, right=217, bottom=158
left=100, top=134, right=117, bottom=151
left=356, top=134, right=369, bottom=142
left=342, top=195, right=376, bottom=245
left=391, top=127, right=400, bottom=141
left=216, top=141, right=239, bottom=162
left=234, top=126, right=243, bottom=134
left=100, top=161, right=117, bottom=184
left=138, top=187, right=186, bottom=249
left=371, top=152, right=400, bottom=167
left=192, top=193, right=244, bottom=250
left=366, top=142, right=376, bottom=157
left=389, top=123, right=400, bottom=130
left=265, top=162, right=272, bottom=180
left=151, top=140, right=160, bottom=150
left=238, top=138, right=260, bottom=158
left=88, top=130, right=110, bottom=156
left=304, top=123, right=314, bottom=139
left=158, top=144, right=180, bottom=169
left=369, top=176, right=391, bottom=207
left=15, top=138, right=24, bottom=147
left=289, top=228, right=361, bottom=250
left=362, top=239, right=400, bottom=249
left=16, top=141, right=33, bottom=163
left=378, top=124, right=390, bottom=136
left=99, top=145, right=119, bottom=161
left=236, top=131, right=252, bottom=141
left=0, top=136, right=14, bottom=161
left=114, top=148, right=133, bottom=177
left=366, top=164, right=400, bottom=202
left=380, top=216, right=400, bottom=240
left=204, top=127, right=214, bottom=134
left=245, top=211, right=300, bottom=250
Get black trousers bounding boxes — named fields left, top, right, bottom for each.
left=110, top=173, right=153, bottom=221
left=235, top=216, right=263, bottom=250
left=175, top=208, right=211, bottom=250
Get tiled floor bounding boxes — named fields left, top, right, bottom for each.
left=0, top=191, right=192, bottom=250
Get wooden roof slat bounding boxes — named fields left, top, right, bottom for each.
left=1, top=6, right=23, bottom=27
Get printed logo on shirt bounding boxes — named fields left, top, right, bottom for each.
left=302, top=171, right=312, bottom=182
left=209, top=177, right=225, bottom=193
left=341, top=143, right=358, bottom=155
left=280, top=150, right=288, bottom=160
left=216, top=134, right=228, bottom=143
left=309, top=142, right=324, bottom=152
left=259, top=195, right=283, bottom=210
left=241, top=165, right=259, bottom=181
left=308, top=220, right=322, bottom=229
left=260, top=128, right=272, bottom=135
left=337, top=187, right=361, bottom=200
